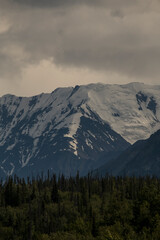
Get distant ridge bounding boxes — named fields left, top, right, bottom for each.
left=98, top=129, right=160, bottom=177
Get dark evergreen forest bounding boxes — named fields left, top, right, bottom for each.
left=0, top=172, right=160, bottom=239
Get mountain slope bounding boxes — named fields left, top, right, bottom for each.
left=99, top=129, right=160, bottom=176
left=86, top=82, right=160, bottom=143
left=0, top=82, right=160, bottom=178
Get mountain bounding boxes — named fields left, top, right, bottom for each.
left=0, top=82, right=160, bottom=178
left=99, top=129, right=160, bottom=176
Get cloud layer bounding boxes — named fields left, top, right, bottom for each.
left=0, top=0, right=160, bottom=95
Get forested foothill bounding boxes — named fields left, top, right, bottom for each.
left=0, top=172, right=160, bottom=239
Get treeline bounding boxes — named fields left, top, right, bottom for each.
left=0, top=172, right=160, bottom=239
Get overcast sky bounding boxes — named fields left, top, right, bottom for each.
left=0, top=0, right=160, bottom=96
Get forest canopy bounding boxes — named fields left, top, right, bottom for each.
left=0, top=173, right=160, bottom=240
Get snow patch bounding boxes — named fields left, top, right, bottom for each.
left=69, top=138, right=78, bottom=156
left=6, top=143, right=16, bottom=151
left=85, top=138, right=93, bottom=149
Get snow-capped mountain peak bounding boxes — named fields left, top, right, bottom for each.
left=0, top=82, right=160, bottom=178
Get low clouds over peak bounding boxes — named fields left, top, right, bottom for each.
left=0, top=0, right=160, bottom=95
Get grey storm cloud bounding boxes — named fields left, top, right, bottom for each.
left=10, top=0, right=138, bottom=8
left=11, top=0, right=101, bottom=7
left=0, top=0, right=160, bottom=81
